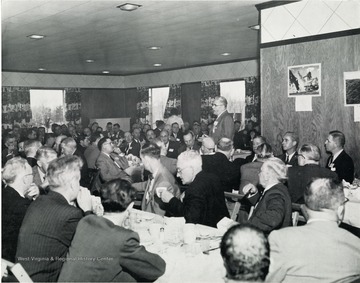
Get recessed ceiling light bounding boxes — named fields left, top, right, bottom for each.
left=117, top=3, right=141, bottom=11
left=249, top=24, right=260, bottom=30
left=38, top=68, right=46, bottom=71
left=153, top=63, right=162, bottom=67
left=221, top=53, right=231, bottom=56
left=102, top=71, right=110, bottom=74
left=148, top=46, right=161, bottom=50
left=86, top=59, right=95, bottom=63
left=27, top=34, right=45, bottom=39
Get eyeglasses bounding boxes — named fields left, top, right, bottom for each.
left=343, top=197, right=349, bottom=206
left=212, top=103, right=222, bottom=107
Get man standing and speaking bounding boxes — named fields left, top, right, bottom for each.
left=210, top=96, right=234, bottom=144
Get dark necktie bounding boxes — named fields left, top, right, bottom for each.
left=285, top=155, right=289, bottom=164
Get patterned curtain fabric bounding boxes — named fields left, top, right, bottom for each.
left=200, top=80, right=220, bottom=120
left=136, top=87, right=150, bottom=124
left=164, top=84, right=182, bottom=119
left=65, top=88, right=81, bottom=123
left=245, top=76, right=260, bottom=128
left=2, top=86, right=32, bottom=124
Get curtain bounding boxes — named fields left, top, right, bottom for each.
left=136, top=87, right=150, bottom=125
left=164, top=84, right=181, bottom=119
left=2, top=86, right=32, bottom=125
left=245, top=76, right=261, bottom=129
left=150, top=87, right=170, bottom=128
left=65, top=88, right=81, bottom=124
left=200, top=80, right=220, bottom=120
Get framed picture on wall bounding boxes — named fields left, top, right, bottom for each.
left=344, top=71, right=360, bottom=106
left=288, top=63, right=321, bottom=97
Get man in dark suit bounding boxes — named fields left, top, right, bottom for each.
left=160, top=130, right=180, bottom=159
left=2, top=157, right=39, bottom=262
left=15, top=156, right=94, bottom=282
left=95, top=137, right=132, bottom=183
left=2, top=134, right=19, bottom=167
left=160, top=150, right=229, bottom=228
left=233, top=120, right=253, bottom=151
left=153, top=120, right=165, bottom=137
left=133, top=144, right=181, bottom=216
left=178, top=131, right=201, bottom=154
left=23, top=140, right=42, bottom=167
left=245, top=135, right=267, bottom=163
left=32, top=146, right=58, bottom=194
left=325, top=130, right=354, bottom=183
left=277, top=131, right=299, bottom=167
left=102, top=121, right=113, bottom=138
left=288, top=143, right=338, bottom=203
left=124, top=131, right=141, bottom=158
left=202, top=137, right=241, bottom=192
left=243, top=158, right=292, bottom=234
left=170, top=122, right=183, bottom=143
left=61, top=137, right=90, bottom=188
left=209, top=96, right=234, bottom=144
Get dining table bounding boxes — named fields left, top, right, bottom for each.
left=103, top=209, right=227, bottom=283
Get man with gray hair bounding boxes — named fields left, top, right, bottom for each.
left=24, top=139, right=42, bottom=167
left=200, top=136, right=216, bottom=155
left=221, top=224, right=269, bottom=282
left=202, top=138, right=241, bottom=192
left=2, top=157, right=39, bottom=262
left=287, top=143, right=338, bottom=203
left=210, top=96, right=235, bottom=144
left=267, top=178, right=360, bottom=282
left=16, top=155, right=94, bottom=282
left=159, top=150, right=229, bottom=227
left=325, top=130, right=354, bottom=183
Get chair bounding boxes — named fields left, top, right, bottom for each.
left=292, top=203, right=308, bottom=226
left=224, top=192, right=246, bottom=221
left=88, top=168, right=102, bottom=196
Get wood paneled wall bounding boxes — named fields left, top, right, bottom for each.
left=261, top=34, right=360, bottom=176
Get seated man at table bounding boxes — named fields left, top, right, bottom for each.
left=221, top=224, right=269, bottom=282
left=16, top=156, right=94, bottom=282
left=160, top=150, right=229, bottom=227
left=133, top=144, right=181, bottom=216
left=325, top=130, right=354, bottom=183
left=288, top=143, right=338, bottom=203
left=2, top=157, right=39, bottom=263
left=267, top=178, right=360, bottom=282
left=159, top=130, right=180, bottom=159
left=58, top=179, right=166, bottom=282
left=178, top=131, right=200, bottom=153
left=96, top=137, right=132, bottom=183
left=277, top=131, right=299, bottom=167
left=243, top=158, right=292, bottom=234
left=202, top=138, right=242, bottom=192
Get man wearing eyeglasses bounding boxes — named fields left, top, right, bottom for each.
left=209, top=96, right=234, bottom=144
left=287, top=143, right=338, bottom=204
left=95, top=137, right=132, bottom=183
left=2, top=157, right=39, bottom=262
left=267, top=178, right=360, bottom=282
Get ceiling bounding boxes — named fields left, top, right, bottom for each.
left=2, top=0, right=264, bottom=76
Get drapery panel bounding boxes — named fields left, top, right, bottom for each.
left=65, top=88, right=81, bottom=123
left=200, top=80, right=220, bottom=120
left=2, top=86, right=32, bottom=124
left=136, top=87, right=150, bottom=124
left=164, top=84, right=182, bottom=119
left=245, top=76, right=260, bottom=128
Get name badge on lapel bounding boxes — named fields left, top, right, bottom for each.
left=169, top=148, right=174, bottom=152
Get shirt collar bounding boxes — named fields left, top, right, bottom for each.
left=332, top=149, right=343, bottom=162
left=264, top=182, right=279, bottom=193
left=286, top=151, right=296, bottom=161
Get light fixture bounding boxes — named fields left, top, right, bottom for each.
left=221, top=53, right=231, bottom=56
left=86, top=59, right=95, bottom=63
left=153, top=63, right=162, bottom=67
left=102, top=71, right=110, bottom=74
left=249, top=24, right=260, bottom=30
left=27, top=34, right=45, bottom=39
left=148, top=46, right=161, bottom=50
left=117, top=3, right=141, bottom=11
left=38, top=68, right=46, bottom=71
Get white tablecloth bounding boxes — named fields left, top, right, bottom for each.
left=343, top=188, right=360, bottom=228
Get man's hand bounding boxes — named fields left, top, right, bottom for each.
left=242, top=183, right=258, bottom=196
left=160, top=190, right=174, bottom=203
left=77, top=187, right=93, bottom=213
left=24, top=183, right=40, bottom=200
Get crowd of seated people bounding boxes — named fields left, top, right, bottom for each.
left=2, top=96, right=359, bottom=282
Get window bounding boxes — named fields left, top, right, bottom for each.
left=149, top=87, right=170, bottom=127
left=220, top=80, right=246, bottom=128
left=30, top=89, right=65, bottom=130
